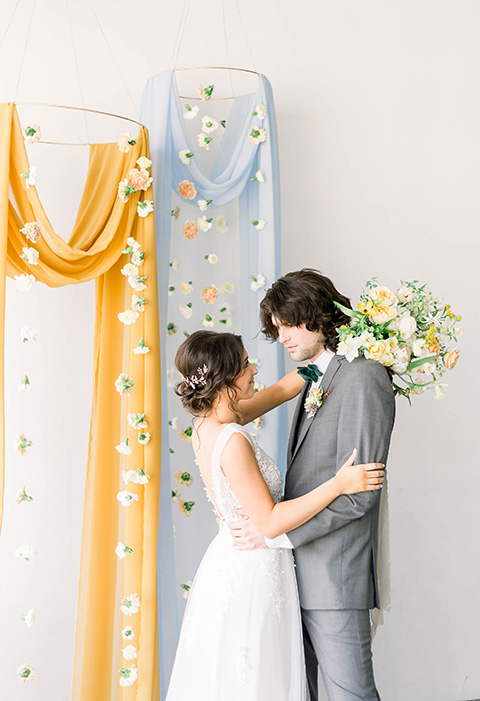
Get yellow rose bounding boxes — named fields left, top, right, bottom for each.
left=369, top=305, right=397, bottom=325
left=365, top=339, right=394, bottom=366
left=443, top=349, right=460, bottom=370
left=371, top=286, right=397, bottom=307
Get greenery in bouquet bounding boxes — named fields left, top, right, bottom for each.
left=334, top=279, right=462, bottom=400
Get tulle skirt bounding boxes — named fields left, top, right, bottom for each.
left=166, top=522, right=307, bottom=700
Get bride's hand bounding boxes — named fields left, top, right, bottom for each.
left=335, top=449, right=385, bottom=495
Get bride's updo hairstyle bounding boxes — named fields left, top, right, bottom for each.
left=175, top=330, right=245, bottom=419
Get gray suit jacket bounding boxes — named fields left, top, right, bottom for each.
left=285, top=354, right=395, bottom=610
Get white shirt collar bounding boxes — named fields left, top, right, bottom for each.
left=311, top=348, right=335, bottom=378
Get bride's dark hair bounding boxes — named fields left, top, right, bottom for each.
left=174, top=330, right=246, bottom=421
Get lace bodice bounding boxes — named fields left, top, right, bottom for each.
left=210, top=423, right=283, bottom=523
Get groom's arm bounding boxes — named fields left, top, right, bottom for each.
left=287, top=361, right=395, bottom=549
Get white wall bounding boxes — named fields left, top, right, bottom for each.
left=0, top=1, right=478, bottom=700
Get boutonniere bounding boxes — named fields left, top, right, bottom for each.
left=304, top=386, right=333, bottom=418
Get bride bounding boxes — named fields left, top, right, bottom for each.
left=166, top=330, right=384, bottom=700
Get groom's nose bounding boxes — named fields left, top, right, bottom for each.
left=278, top=326, right=289, bottom=344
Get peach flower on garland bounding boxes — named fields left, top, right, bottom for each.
left=181, top=220, right=199, bottom=240
left=128, top=168, right=152, bottom=191
left=20, top=222, right=41, bottom=243
left=201, top=285, right=218, bottom=304
left=177, top=180, right=197, bottom=200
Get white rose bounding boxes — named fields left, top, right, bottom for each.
left=398, top=314, right=417, bottom=340
left=122, top=645, right=138, bottom=661
left=121, top=263, right=139, bottom=277
left=254, top=104, right=267, bottom=119
left=215, top=216, right=228, bottom=233
left=391, top=347, right=409, bottom=374
left=117, top=491, right=139, bottom=507
left=14, top=274, right=35, bottom=292
left=197, top=200, right=208, bottom=211
left=198, top=216, right=212, bottom=231
left=397, top=286, right=415, bottom=303
left=118, top=310, right=139, bottom=325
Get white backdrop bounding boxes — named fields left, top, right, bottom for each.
left=0, top=1, right=478, bottom=700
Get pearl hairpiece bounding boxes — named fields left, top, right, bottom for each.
left=184, top=364, right=208, bottom=390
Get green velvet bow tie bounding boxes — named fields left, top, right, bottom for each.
left=297, top=364, right=323, bottom=383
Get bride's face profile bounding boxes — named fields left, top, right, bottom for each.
left=232, top=349, right=257, bottom=401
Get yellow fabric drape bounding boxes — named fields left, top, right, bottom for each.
left=0, top=103, right=160, bottom=700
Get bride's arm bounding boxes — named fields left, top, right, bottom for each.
left=221, top=435, right=384, bottom=540
left=236, top=369, right=305, bottom=425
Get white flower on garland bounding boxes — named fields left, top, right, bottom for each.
left=198, top=216, right=213, bottom=231
left=117, top=132, right=136, bottom=153
left=122, top=644, right=138, bottom=661
left=116, top=541, right=134, bottom=559
left=128, top=413, right=148, bottom=430
left=174, top=470, right=193, bottom=487
left=251, top=219, right=266, bottom=230
left=24, top=124, right=42, bottom=144
left=252, top=104, right=267, bottom=119
left=250, top=273, right=266, bottom=292
left=18, top=664, right=36, bottom=682
left=203, top=314, right=215, bottom=328
left=181, top=581, right=193, bottom=599
left=219, top=303, right=232, bottom=316
left=121, top=263, right=139, bottom=278
left=215, top=216, right=228, bottom=233
left=183, top=104, right=199, bottom=119
left=131, top=251, right=144, bottom=266
left=204, top=254, right=218, bottom=264
left=197, top=84, right=215, bottom=101
left=14, top=274, right=35, bottom=292
left=133, top=338, right=150, bottom=354
left=202, top=116, right=219, bottom=134
left=336, top=334, right=364, bottom=363
left=166, top=368, right=177, bottom=386
left=20, top=166, right=38, bottom=189
left=15, top=486, right=33, bottom=505
left=179, top=303, right=193, bottom=318
left=137, top=200, right=154, bottom=218
left=179, top=281, right=193, bottom=294
left=19, top=608, right=36, bottom=627
left=119, top=664, right=138, bottom=687
left=128, top=275, right=147, bottom=292
left=122, top=469, right=137, bottom=485
left=248, top=126, right=267, bottom=144
left=219, top=282, right=235, bottom=294
left=115, top=438, right=132, bottom=455
left=13, top=433, right=33, bottom=455
left=250, top=169, right=265, bottom=183
left=172, top=489, right=180, bottom=502
left=167, top=322, right=177, bottom=336
left=170, top=259, right=180, bottom=270
left=17, top=374, right=31, bottom=392
left=138, top=431, right=151, bottom=445
left=250, top=358, right=261, bottom=368
left=125, top=237, right=141, bottom=253
left=171, top=205, right=180, bottom=221
left=169, top=417, right=179, bottom=430
left=197, top=133, right=213, bottom=150
left=253, top=416, right=264, bottom=429
left=121, top=593, right=140, bottom=615
left=117, top=490, right=139, bottom=507
left=118, top=309, right=139, bottom=325
left=118, top=178, right=133, bottom=203
left=136, top=156, right=152, bottom=169
left=254, top=382, right=264, bottom=392
left=15, top=543, right=37, bottom=561
left=197, top=199, right=212, bottom=211
left=132, top=295, right=147, bottom=312
left=20, top=247, right=39, bottom=265
left=168, top=285, right=175, bottom=296
left=121, top=625, right=135, bottom=640
left=115, top=373, right=134, bottom=396
left=179, top=149, right=194, bottom=165
left=135, top=468, right=150, bottom=485
left=219, top=317, right=233, bottom=327
left=20, top=325, right=37, bottom=343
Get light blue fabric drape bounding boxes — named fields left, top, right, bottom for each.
left=140, top=70, right=287, bottom=698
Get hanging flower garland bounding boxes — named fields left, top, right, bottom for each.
left=114, top=147, right=155, bottom=689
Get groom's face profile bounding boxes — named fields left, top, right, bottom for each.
left=272, top=316, right=326, bottom=363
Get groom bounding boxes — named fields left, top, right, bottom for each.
left=230, top=269, right=395, bottom=700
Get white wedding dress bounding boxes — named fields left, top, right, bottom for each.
left=166, top=422, right=307, bottom=700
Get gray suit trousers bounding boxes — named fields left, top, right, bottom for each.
left=302, top=608, right=380, bottom=701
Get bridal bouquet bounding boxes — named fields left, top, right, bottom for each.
left=335, top=279, right=462, bottom=400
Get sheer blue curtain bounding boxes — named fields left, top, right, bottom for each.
left=141, top=70, right=286, bottom=697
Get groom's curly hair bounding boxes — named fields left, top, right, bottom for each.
left=260, top=269, right=352, bottom=352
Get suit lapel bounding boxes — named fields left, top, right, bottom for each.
left=287, top=381, right=310, bottom=463
left=290, top=355, right=344, bottom=464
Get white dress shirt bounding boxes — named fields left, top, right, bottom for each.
left=265, top=349, right=336, bottom=549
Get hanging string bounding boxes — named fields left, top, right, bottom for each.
left=234, top=0, right=257, bottom=72
left=13, top=0, right=38, bottom=101
left=169, top=0, right=190, bottom=71
left=222, top=0, right=235, bottom=98
left=0, top=0, right=21, bottom=54
left=65, top=0, right=90, bottom=144
left=172, top=0, right=192, bottom=71
left=86, top=0, right=140, bottom=120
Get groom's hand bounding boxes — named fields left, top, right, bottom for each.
left=228, top=509, right=267, bottom=550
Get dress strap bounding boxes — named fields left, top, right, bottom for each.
left=211, top=423, right=254, bottom=477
